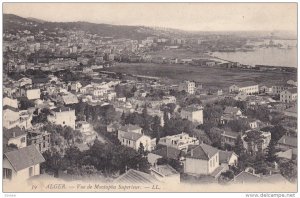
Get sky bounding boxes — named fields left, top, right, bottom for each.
left=3, top=3, right=297, bottom=32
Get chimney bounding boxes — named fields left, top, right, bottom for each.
left=283, top=138, right=286, bottom=144
left=13, top=132, right=16, bottom=138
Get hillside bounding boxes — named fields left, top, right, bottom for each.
left=3, top=14, right=157, bottom=39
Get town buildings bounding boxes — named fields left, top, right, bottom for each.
left=280, top=88, right=297, bottom=103
left=47, top=107, right=76, bottom=129
left=178, top=81, right=196, bottom=94
left=180, top=105, right=203, bottom=124
left=229, top=84, right=259, bottom=95
left=3, top=145, right=45, bottom=182
left=158, top=133, right=199, bottom=151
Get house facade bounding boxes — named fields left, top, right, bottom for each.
left=158, top=132, right=199, bottom=151
left=280, top=88, right=297, bottom=103
left=3, top=145, right=45, bottom=183
left=178, top=81, right=195, bottom=94
left=180, top=105, right=203, bottom=124
left=47, top=107, right=76, bottom=129
left=229, top=84, right=259, bottom=95
left=184, top=143, right=220, bottom=175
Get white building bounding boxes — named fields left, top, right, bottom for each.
left=3, top=97, right=18, bottom=109
left=3, top=106, right=20, bottom=129
left=18, top=77, right=32, bottom=87
left=117, top=124, right=152, bottom=151
left=48, top=107, right=76, bottom=129
left=26, top=89, right=41, bottom=100
left=162, top=96, right=176, bottom=104
left=229, top=84, right=259, bottom=95
left=280, top=88, right=297, bottom=103
left=180, top=105, right=203, bottom=124
left=184, top=143, right=222, bottom=177
left=4, top=127, right=27, bottom=149
left=179, top=81, right=195, bottom=94
left=119, top=132, right=152, bottom=151
left=3, top=145, right=45, bottom=183
left=158, top=132, right=199, bottom=151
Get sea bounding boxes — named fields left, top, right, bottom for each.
left=212, top=39, right=297, bottom=68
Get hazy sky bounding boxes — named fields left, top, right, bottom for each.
left=3, top=3, right=297, bottom=32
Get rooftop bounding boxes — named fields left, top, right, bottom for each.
left=3, top=105, right=19, bottom=112
left=3, top=127, right=26, bottom=140
left=286, top=88, right=297, bottom=94
left=219, top=150, right=237, bottom=164
left=224, top=106, right=241, bottom=115
left=188, top=143, right=219, bottom=160
left=119, top=124, right=142, bottom=132
left=114, top=169, right=159, bottom=184
left=152, top=146, right=182, bottom=160
left=151, top=164, right=179, bottom=177
left=4, top=145, right=45, bottom=172
left=121, top=132, right=143, bottom=141
left=234, top=171, right=261, bottom=183
left=278, top=135, right=297, bottom=147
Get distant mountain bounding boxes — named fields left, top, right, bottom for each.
left=26, top=17, right=46, bottom=23
left=3, top=14, right=159, bottom=39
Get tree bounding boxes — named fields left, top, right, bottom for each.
left=32, top=108, right=51, bottom=125
left=207, top=127, right=222, bottom=148
left=41, top=148, right=63, bottom=177
left=141, top=106, right=150, bottom=132
left=157, top=157, right=183, bottom=173
left=103, top=105, right=117, bottom=124
left=138, top=142, right=146, bottom=156
left=243, top=130, right=265, bottom=155
left=266, top=139, right=278, bottom=163
left=152, top=115, right=162, bottom=143
left=280, top=160, right=297, bottom=183
left=218, top=170, right=234, bottom=184
left=120, top=111, right=126, bottom=125
left=253, top=153, right=269, bottom=175
left=19, top=97, right=35, bottom=110
left=64, top=146, right=82, bottom=167
left=261, top=125, right=286, bottom=143
left=227, top=119, right=250, bottom=133
left=233, top=135, right=245, bottom=156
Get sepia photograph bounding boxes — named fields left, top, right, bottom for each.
left=1, top=2, right=298, bottom=194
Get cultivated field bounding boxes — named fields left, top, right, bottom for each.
left=105, top=63, right=297, bottom=90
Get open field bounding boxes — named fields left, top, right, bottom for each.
left=104, top=63, right=297, bottom=90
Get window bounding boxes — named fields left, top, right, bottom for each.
left=209, top=160, right=212, bottom=168
left=21, top=137, right=26, bottom=143
left=63, top=121, right=65, bottom=125
left=29, top=167, right=33, bottom=177
left=3, top=168, right=12, bottom=180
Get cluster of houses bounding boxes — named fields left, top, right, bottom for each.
left=3, top=68, right=297, bottom=185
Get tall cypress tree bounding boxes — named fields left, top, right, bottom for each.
left=266, top=139, right=278, bottom=163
